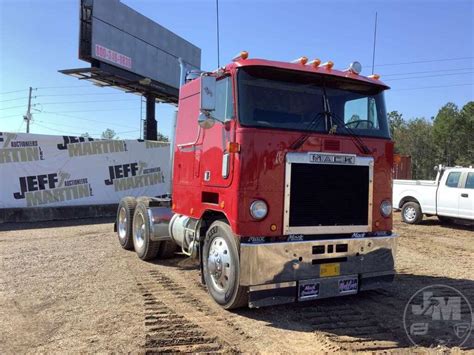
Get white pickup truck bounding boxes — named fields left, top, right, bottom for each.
left=393, top=166, right=474, bottom=224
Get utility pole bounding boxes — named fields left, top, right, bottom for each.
left=24, top=86, right=33, bottom=133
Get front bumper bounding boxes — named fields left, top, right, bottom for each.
left=239, top=235, right=397, bottom=307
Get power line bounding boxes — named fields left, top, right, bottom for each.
left=0, top=114, right=23, bottom=120
left=36, top=92, right=127, bottom=98
left=391, top=83, right=473, bottom=91
left=375, top=56, right=474, bottom=67
left=0, top=104, right=31, bottom=111
left=386, top=71, right=474, bottom=81
left=37, top=98, right=138, bottom=105
left=36, top=84, right=92, bottom=89
left=0, top=96, right=29, bottom=103
left=36, top=110, right=138, bottom=129
left=33, top=121, right=139, bottom=136
left=0, top=89, right=29, bottom=95
left=34, top=107, right=138, bottom=114
left=383, top=67, right=474, bottom=77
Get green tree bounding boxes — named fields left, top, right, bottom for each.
left=101, top=128, right=119, bottom=140
left=387, top=110, right=405, bottom=140
left=157, top=132, right=169, bottom=142
left=394, top=118, right=437, bottom=179
left=456, top=101, right=474, bottom=166
left=80, top=132, right=90, bottom=138
left=432, top=102, right=460, bottom=166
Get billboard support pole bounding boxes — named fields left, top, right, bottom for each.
left=144, top=94, right=157, bottom=141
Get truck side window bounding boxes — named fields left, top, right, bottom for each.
left=344, top=97, right=379, bottom=129
left=445, top=172, right=461, bottom=188
left=465, top=172, right=474, bottom=189
left=214, top=77, right=234, bottom=121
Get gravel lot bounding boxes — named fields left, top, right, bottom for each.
left=1, top=214, right=473, bottom=353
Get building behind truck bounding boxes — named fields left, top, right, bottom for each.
left=64, top=0, right=398, bottom=309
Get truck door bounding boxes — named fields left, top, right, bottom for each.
left=201, top=76, right=235, bottom=188
left=437, top=171, right=462, bottom=217
left=458, top=172, right=474, bottom=220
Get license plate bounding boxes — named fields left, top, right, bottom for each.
left=320, top=263, right=340, bottom=277
left=298, top=280, right=320, bottom=300
left=338, top=278, right=358, bottom=294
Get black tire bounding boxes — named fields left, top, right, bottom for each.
left=401, top=201, right=423, bottom=224
left=202, top=221, right=248, bottom=309
left=132, top=201, right=161, bottom=260
left=116, top=197, right=137, bottom=250
left=158, top=240, right=179, bottom=259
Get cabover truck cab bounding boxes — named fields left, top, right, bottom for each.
left=116, top=53, right=397, bottom=309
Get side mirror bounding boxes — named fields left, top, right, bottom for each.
left=198, top=111, right=216, bottom=129
left=200, top=76, right=216, bottom=111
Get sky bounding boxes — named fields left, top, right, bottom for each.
left=0, top=0, right=473, bottom=139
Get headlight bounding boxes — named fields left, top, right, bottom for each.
left=380, top=200, right=392, bottom=217
left=250, top=200, right=268, bottom=220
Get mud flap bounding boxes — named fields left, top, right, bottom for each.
left=248, top=283, right=296, bottom=308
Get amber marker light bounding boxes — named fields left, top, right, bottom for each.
left=368, top=74, right=381, bottom=80
left=270, top=224, right=277, bottom=231
left=232, top=51, right=249, bottom=62
left=308, top=58, right=321, bottom=68
left=227, top=142, right=241, bottom=153
left=321, top=61, right=334, bottom=69
left=291, top=56, right=308, bottom=65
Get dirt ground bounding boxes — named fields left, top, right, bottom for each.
left=1, top=214, right=473, bottom=353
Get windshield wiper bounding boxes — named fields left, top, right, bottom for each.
left=290, top=83, right=372, bottom=154
left=290, top=85, right=333, bottom=150
left=289, top=111, right=325, bottom=150
left=326, top=111, right=372, bottom=154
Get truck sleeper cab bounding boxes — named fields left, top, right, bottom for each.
left=116, top=54, right=398, bottom=309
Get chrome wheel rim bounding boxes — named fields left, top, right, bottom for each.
left=404, top=206, right=417, bottom=222
left=207, top=237, right=232, bottom=292
left=133, top=212, right=146, bottom=250
left=118, top=207, right=127, bottom=240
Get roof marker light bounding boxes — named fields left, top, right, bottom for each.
left=291, top=56, right=308, bottom=65
left=348, top=61, right=362, bottom=74
left=232, top=51, right=249, bottom=62
left=321, top=61, right=334, bottom=69
left=368, top=74, right=381, bottom=80
left=308, top=58, right=321, bottom=68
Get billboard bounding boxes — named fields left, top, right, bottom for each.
left=0, top=132, right=171, bottom=208
left=78, top=0, right=201, bottom=94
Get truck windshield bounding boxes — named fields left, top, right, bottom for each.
left=237, top=66, right=390, bottom=139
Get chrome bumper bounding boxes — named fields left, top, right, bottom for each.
left=239, top=235, right=397, bottom=286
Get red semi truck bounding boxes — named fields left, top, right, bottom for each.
left=116, top=52, right=397, bottom=309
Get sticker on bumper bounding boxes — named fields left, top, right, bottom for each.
left=299, top=281, right=320, bottom=300
left=338, top=278, right=358, bottom=294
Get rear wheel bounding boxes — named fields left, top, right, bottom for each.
left=117, top=197, right=137, bottom=250
left=132, top=202, right=161, bottom=260
left=401, top=201, right=423, bottom=224
left=203, top=221, right=248, bottom=309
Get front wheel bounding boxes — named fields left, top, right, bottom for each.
left=401, top=201, right=423, bottom=224
left=202, top=221, right=248, bottom=309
